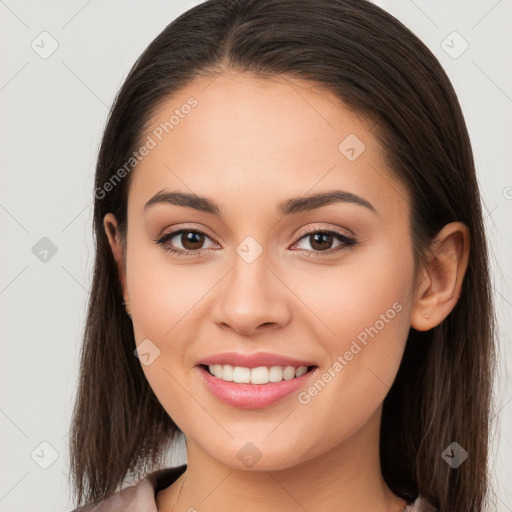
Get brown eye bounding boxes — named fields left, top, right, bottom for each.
left=155, top=228, right=217, bottom=255
left=179, top=231, right=206, bottom=250
left=155, top=226, right=357, bottom=258
left=308, top=232, right=336, bottom=251
left=291, top=228, right=357, bottom=257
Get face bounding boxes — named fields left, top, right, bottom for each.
left=107, top=70, right=418, bottom=471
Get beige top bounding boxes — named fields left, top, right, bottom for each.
left=71, top=464, right=437, bottom=512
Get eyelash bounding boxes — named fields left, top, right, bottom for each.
left=153, top=224, right=358, bottom=259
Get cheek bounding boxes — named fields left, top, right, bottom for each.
left=126, top=241, right=213, bottom=339
left=291, top=241, right=414, bottom=346
left=125, top=247, right=206, bottom=428
left=291, top=243, right=413, bottom=390
left=290, top=242, right=414, bottom=431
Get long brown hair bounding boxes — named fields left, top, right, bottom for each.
left=68, top=1, right=496, bottom=510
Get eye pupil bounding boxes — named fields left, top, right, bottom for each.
left=310, top=233, right=333, bottom=251
left=182, top=231, right=204, bottom=250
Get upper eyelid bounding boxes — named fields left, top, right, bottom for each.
left=159, top=224, right=219, bottom=244
left=298, top=223, right=355, bottom=238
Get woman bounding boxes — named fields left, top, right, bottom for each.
left=68, top=0, right=496, bottom=511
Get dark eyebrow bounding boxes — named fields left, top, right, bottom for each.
left=276, top=190, right=377, bottom=216
left=144, top=189, right=378, bottom=216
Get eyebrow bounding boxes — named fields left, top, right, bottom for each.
left=144, top=189, right=378, bottom=217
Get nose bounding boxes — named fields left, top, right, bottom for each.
left=210, top=253, right=292, bottom=337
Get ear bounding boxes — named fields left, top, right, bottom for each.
left=410, top=222, right=470, bottom=331
left=103, top=213, right=129, bottom=303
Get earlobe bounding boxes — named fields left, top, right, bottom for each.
left=103, top=213, right=129, bottom=302
left=410, top=222, right=470, bottom=331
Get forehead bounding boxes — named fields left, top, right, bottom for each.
left=129, top=70, right=409, bottom=221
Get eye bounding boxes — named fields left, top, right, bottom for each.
left=290, top=226, right=357, bottom=257
left=154, top=227, right=217, bottom=256
left=154, top=224, right=358, bottom=258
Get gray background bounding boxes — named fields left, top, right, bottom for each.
left=0, top=1, right=510, bottom=510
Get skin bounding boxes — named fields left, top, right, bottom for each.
left=104, top=70, right=470, bottom=512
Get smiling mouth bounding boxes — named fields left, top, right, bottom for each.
left=199, top=364, right=318, bottom=385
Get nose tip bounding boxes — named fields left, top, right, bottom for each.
left=211, top=263, right=292, bottom=336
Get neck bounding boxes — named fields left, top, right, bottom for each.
left=156, top=407, right=406, bottom=512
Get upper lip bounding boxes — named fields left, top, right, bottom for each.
left=196, top=352, right=316, bottom=369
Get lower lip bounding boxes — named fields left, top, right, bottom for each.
left=197, top=365, right=318, bottom=409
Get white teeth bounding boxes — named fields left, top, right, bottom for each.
left=221, top=364, right=234, bottom=381
left=282, top=366, right=296, bottom=380
left=207, top=364, right=310, bottom=384
left=269, top=366, right=283, bottom=382
left=250, top=366, right=269, bottom=384
left=213, top=364, right=223, bottom=379
left=233, top=366, right=251, bottom=383
left=295, top=366, right=308, bottom=377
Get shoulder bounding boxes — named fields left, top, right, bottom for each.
left=69, top=464, right=187, bottom=512
left=404, top=495, right=438, bottom=512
